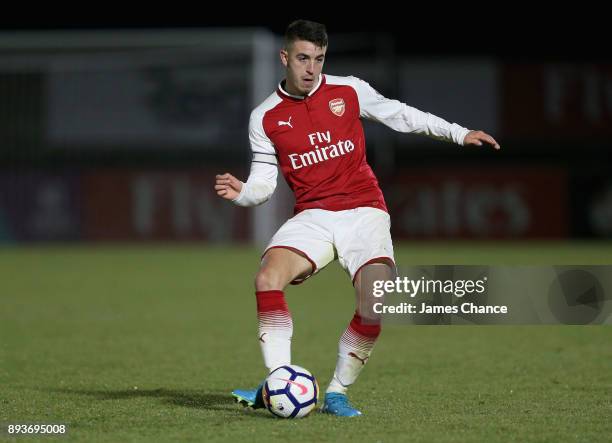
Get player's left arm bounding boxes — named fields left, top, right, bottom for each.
left=463, top=130, right=501, bottom=150
left=350, top=76, right=500, bottom=150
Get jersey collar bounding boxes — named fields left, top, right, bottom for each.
left=277, top=74, right=325, bottom=100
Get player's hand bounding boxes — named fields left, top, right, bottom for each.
left=463, top=130, right=501, bottom=150
left=215, top=172, right=243, bottom=200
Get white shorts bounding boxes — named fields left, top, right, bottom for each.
left=263, top=207, right=395, bottom=285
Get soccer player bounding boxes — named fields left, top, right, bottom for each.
left=215, top=20, right=500, bottom=417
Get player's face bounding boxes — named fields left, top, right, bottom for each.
left=280, top=40, right=326, bottom=96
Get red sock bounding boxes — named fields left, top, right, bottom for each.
left=256, top=290, right=292, bottom=371
left=327, top=311, right=381, bottom=394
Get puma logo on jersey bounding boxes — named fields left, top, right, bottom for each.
left=348, top=352, right=369, bottom=365
left=277, top=116, right=293, bottom=128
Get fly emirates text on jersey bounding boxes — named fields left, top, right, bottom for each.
left=288, top=130, right=355, bottom=170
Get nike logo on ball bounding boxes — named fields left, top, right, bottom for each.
left=275, top=378, right=308, bottom=395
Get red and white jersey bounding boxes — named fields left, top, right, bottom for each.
left=233, top=74, right=470, bottom=214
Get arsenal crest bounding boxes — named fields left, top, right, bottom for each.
left=329, top=98, right=345, bottom=117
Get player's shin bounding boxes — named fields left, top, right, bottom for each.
left=256, top=290, right=293, bottom=372
left=326, top=312, right=381, bottom=394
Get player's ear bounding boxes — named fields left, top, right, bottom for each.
left=280, top=49, right=289, bottom=68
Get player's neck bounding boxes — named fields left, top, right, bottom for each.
left=283, top=79, right=305, bottom=97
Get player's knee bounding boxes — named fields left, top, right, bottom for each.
left=255, top=268, right=286, bottom=291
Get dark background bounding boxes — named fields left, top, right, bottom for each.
left=0, top=12, right=610, bottom=243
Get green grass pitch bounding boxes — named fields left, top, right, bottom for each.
left=1, top=242, right=611, bottom=442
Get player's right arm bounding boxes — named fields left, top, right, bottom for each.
left=215, top=110, right=278, bottom=206
left=215, top=172, right=243, bottom=200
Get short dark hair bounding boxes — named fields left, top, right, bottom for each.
left=284, top=20, right=328, bottom=49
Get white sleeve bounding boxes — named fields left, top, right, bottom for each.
left=232, top=111, right=279, bottom=207
left=350, top=76, right=471, bottom=146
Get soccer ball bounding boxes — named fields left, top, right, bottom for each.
left=262, top=364, right=319, bottom=418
